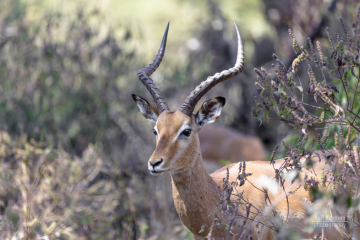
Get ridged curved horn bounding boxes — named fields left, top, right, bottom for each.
left=137, top=22, right=170, bottom=114
left=179, top=20, right=244, bottom=117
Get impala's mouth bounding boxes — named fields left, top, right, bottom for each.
left=149, top=169, right=167, bottom=176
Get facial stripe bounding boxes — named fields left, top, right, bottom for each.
left=154, top=124, right=159, bottom=135
left=173, top=122, right=191, bottom=142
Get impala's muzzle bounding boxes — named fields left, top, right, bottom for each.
left=148, top=158, right=167, bottom=176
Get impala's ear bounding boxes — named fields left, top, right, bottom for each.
left=132, top=94, right=159, bottom=122
left=195, top=97, right=225, bottom=129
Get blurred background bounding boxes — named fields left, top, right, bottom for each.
left=0, top=0, right=358, bottom=239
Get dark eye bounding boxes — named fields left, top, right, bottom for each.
left=153, top=129, right=157, bottom=136
left=181, top=129, right=192, bottom=137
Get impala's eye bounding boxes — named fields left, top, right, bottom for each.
left=153, top=129, right=157, bottom=136
left=181, top=129, right=192, bottom=137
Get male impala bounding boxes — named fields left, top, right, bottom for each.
left=132, top=22, right=359, bottom=239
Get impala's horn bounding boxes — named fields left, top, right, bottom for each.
left=137, top=22, right=170, bottom=114
left=179, top=20, right=244, bottom=117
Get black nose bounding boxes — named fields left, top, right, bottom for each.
left=149, top=158, right=163, bottom=168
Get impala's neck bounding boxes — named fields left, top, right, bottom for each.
left=170, top=145, right=227, bottom=237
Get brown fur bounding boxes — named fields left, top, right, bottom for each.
left=210, top=153, right=360, bottom=239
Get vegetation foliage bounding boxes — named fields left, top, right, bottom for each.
left=0, top=4, right=184, bottom=240
left=209, top=5, right=360, bottom=239
left=0, top=131, right=121, bottom=239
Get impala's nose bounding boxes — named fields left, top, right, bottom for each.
left=149, top=158, right=163, bottom=169
left=148, top=158, right=166, bottom=175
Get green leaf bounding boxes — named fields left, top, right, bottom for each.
left=265, top=110, right=270, bottom=119
left=278, top=82, right=283, bottom=94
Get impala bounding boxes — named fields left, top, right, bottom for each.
left=132, top=22, right=359, bottom=239
left=199, top=125, right=266, bottom=164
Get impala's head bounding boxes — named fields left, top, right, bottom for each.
left=132, top=21, right=244, bottom=176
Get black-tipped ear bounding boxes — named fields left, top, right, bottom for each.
left=132, top=94, right=159, bottom=122
left=195, top=97, right=225, bottom=129
left=215, top=97, right=226, bottom=106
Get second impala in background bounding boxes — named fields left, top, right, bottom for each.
left=199, top=125, right=266, bottom=164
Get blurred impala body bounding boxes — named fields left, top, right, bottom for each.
left=199, top=125, right=266, bottom=165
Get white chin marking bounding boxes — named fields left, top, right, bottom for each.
left=149, top=170, right=166, bottom=176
